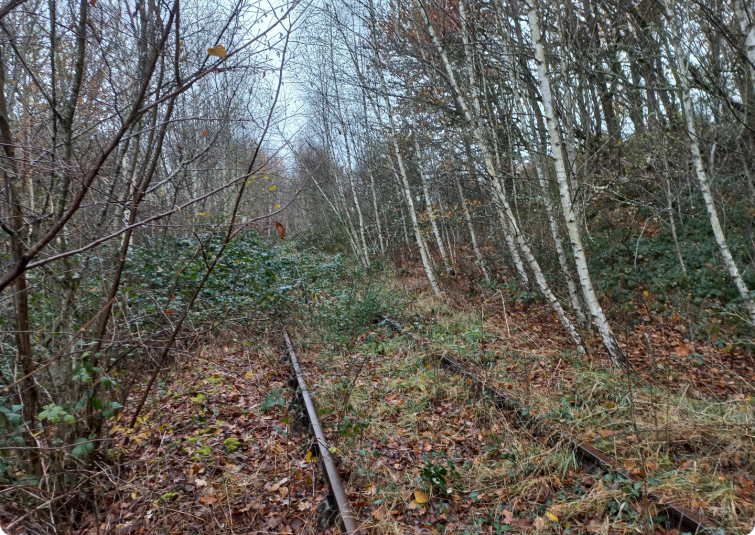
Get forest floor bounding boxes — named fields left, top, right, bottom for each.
left=89, top=263, right=754, bottom=535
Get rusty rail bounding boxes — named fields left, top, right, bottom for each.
left=382, top=315, right=721, bottom=535
left=284, top=331, right=363, bottom=535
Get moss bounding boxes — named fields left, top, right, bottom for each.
left=195, top=445, right=212, bottom=456
left=224, top=437, right=241, bottom=452
left=158, top=492, right=179, bottom=503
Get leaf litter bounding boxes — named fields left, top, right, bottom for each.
left=91, top=340, right=341, bottom=535
left=80, top=264, right=754, bottom=535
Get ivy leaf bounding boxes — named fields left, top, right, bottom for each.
left=72, top=438, right=94, bottom=458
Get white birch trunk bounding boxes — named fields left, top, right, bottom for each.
left=494, top=18, right=587, bottom=324
left=367, top=1, right=441, bottom=297
left=524, top=0, right=625, bottom=365
left=342, top=127, right=371, bottom=267
left=733, top=0, right=755, bottom=96
left=664, top=0, right=755, bottom=323
left=369, top=170, right=386, bottom=255
left=331, top=68, right=370, bottom=267
left=531, top=140, right=589, bottom=328
left=509, top=69, right=588, bottom=328
left=396, top=178, right=412, bottom=258
left=414, top=137, right=451, bottom=273
left=419, top=0, right=583, bottom=350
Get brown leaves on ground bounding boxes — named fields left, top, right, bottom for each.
left=82, top=341, right=341, bottom=535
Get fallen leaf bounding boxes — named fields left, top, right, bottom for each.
left=114, top=522, right=144, bottom=535
left=546, top=511, right=558, bottom=522
left=414, top=490, right=429, bottom=504
left=534, top=516, right=547, bottom=531
left=195, top=478, right=207, bottom=488
left=371, top=507, right=387, bottom=520
left=263, top=516, right=281, bottom=530
left=270, top=477, right=289, bottom=492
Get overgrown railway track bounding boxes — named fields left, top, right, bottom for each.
left=439, top=353, right=716, bottom=534
left=381, top=316, right=722, bottom=535
left=283, top=318, right=726, bottom=534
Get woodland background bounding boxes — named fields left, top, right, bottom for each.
left=0, top=0, right=754, bottom=532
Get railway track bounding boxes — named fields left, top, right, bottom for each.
left=284, top=318, right=725, bottom=534
left=381, top=316, right=721, bottom=535
left=284, top=331, right=364, bottom=535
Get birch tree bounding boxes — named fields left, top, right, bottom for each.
left=663, top=0, right=755, bottom=324
left=523, top=0, right=626, bottom=366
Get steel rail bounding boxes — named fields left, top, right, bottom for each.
left=440, top=354, right=716, bottom=534
left=284, top=331, right=363, bottom=535
left=382, top=315, right=721, bottom=535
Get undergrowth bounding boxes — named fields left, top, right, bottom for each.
left=290, top=273, right=752, bottom=534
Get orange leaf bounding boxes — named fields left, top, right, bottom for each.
left=414, top=490, right=429, bottom=504
left=275, top=221, right=286, bottom=241
left=203, top=129, right=208, bottom=136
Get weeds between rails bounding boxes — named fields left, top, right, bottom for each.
left=381, top=315, right=722, bottom=535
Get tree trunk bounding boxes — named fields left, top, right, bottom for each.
left=524, top=0, right=626, bottom=366
left=368, top=0, right=441, bottom=297
left=414, top=136, right=451, bottom=273
left=664, top=0, right=755, bottom=322
left=0, top=44, right=40, bottom=475
left=419, top=0, right=584, bottom=350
